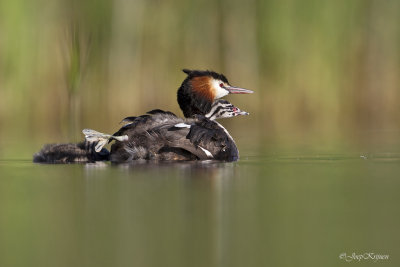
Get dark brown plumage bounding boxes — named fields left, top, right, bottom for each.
left=109, top=109, right=239, bottom=162
left=33, top=141, right=109, bottom=163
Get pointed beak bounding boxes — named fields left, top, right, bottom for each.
left=232, top=107, right=249, bottom=116
left=225, top=86, right=254, bottom=94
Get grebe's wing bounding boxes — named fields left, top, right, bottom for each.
left=162, top=119, right=229, bottom=160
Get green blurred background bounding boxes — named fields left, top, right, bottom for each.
left=0, top=0, right=399, bottom=158
left=1, top=2, right=400, bottom=267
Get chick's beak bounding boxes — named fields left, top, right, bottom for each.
left=225, top=86, right=254, bottom=94
left=232, top=107, right=249, bottom=116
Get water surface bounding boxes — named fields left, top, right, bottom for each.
left=0, top=153, right=399, bottom=267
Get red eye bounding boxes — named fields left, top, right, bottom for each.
left=219, top=83, right=224, bottom=88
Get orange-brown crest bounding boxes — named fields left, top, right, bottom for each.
left=190, top=76, right=215, bottom=101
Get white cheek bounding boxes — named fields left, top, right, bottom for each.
left=212, top=80, right=229, bottom=99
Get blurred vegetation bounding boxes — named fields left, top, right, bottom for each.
left=0, top=0, right=399, bottom=158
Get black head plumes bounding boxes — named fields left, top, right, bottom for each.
left=182, top=69, right=229, bottom=83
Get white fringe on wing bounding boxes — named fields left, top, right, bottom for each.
left=174, top=123, right=191, bottom=128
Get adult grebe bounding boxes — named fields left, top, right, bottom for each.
left=33, top=69, right=253, bottom=163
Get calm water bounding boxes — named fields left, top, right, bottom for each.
left=0, top=153, right=399, bottom=267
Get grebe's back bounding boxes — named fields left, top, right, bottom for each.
left=109, top=101, right=248, bottom=162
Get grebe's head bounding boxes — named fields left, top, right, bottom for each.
left=205, top=99, right=249, bottom=120
left=177, top=69, right=253, bottom=117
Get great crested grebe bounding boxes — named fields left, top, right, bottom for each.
left=33, top=69, right=253, bottom=163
